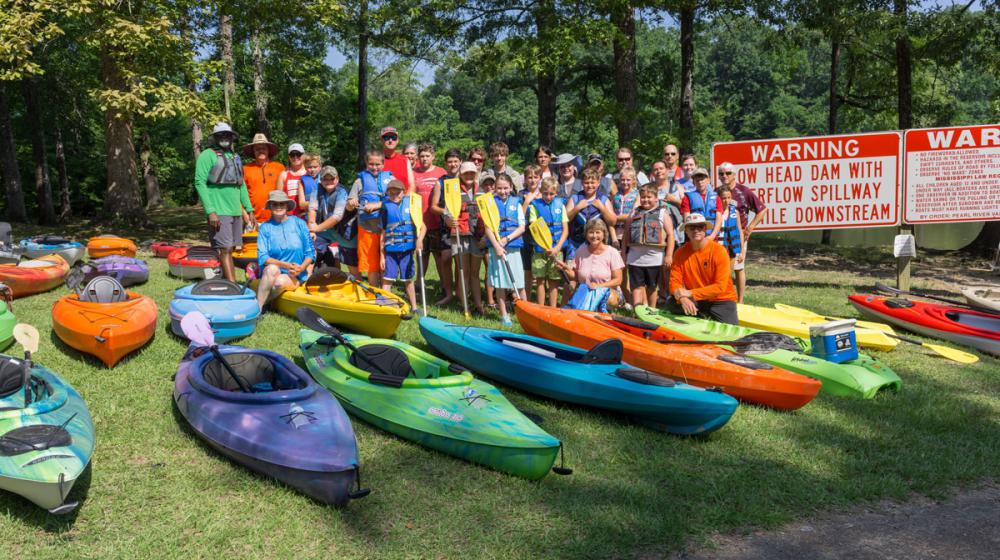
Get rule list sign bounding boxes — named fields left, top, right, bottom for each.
left=711, top=132, right=902, bottom=231
left=903, top=124, right=1000, bottom=224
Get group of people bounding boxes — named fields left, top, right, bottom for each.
left=193, top=122, right=767, bottom=325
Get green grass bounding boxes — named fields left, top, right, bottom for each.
left=2, top=209, right=998, bottom=559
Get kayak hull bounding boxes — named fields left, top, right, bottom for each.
left=52, top=292, right=158, bottom=367
left=0, top=254, right=69, bottom=298
left=167, top=247, right=221, bottom=280
left=849, top=295, right=1000, bottom=357
left=737, top=303, right=900, bottom=351
left=515, top=301, right=821, bottom=410
left=174, top=344, right=361, bottom=507
left=258, top=279, right=409, bottom=338
left=418, top=316, right=738, bottom=435
left=87, top=236, right=137, bottom=258
left=82, top=256, right=149, bottom=287
left=299, top=330, right=560, bottom=480
left=169, top=284, right=260, bottom=343
left=634, top=306, right=902, bottom=399
left=18, top=239, right=85, bottom=266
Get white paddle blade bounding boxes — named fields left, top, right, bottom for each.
left=180, top=311, right=215, bottom=347
left=13, top=324, right=39, bottom=354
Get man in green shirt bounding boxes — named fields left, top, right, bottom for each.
left=194, top=122, right=255, bottom=282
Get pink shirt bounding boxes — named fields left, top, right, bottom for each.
left=413, top=166, right=446, bottom=229
left=573, top=244, right=625, bottom=285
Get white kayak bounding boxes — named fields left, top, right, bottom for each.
left=962, top=286, right=1000, bottom=313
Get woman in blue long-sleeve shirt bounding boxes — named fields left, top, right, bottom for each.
left=256, top=190, right=315, bottom=308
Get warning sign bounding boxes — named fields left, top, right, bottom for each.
left=711, top=132, right=902, bottom=231
left=903, top=124, right=1000, bottom=224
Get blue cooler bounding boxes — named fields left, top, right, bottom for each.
left=808, top=319, right=859, bottom=363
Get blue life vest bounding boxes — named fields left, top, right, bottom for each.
left=300, top=174, right=318, bottom=201
left=570, top=193, right=609, bottom=243
left=494, top=194, right=523, bottom=249
left=685, top=188, right=718, bottom=225
left=717, top=201, right=742, bottom=257
left=382, top=196, right=416, bottom=252
left=358, top=170, right=393, bottom=233
left=531, top=198, right=565, bottom=253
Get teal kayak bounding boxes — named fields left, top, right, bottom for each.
left=0, top=357, right=95, bottom=513
left=634, top=305, right=902, bottom=399
left=299, top=329, right=563, bottom=480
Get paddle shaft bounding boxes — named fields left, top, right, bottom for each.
left=876, top=282, right=1000, bottom=316
left=416, top=249, right=428, bottom=316
left=210, top=346, right=254, bottom=393
left=453, top=229, right=471, bottom=318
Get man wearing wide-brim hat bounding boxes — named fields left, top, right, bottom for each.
left=551, top=153, right=583, bottom=200
left=241, top=133, right=285, bottom=223
left=667, top=213, right=739, bottom=325
left=194, top=122, right=255, bottom=282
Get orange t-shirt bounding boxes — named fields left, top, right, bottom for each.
left=668, top=241, right=737, bottom=302
left=243, top=160, right=286, bottom=222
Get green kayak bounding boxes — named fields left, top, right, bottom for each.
left=299, top=329, right=562, bottom=480
left=0, top=286, right=15, bottom=351
left=634, top=306, right=902, bottom=399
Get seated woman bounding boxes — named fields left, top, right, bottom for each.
left=256, top=190, right=315, bottom=309
left=555, top=218, right=624, bottom=310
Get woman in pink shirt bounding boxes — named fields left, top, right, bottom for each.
left=555, top=218, right=624, bottom=307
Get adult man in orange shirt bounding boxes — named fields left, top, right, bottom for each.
left=668, top=213, right=739, bottom=324
left=242, top=133, right=286, bottom=223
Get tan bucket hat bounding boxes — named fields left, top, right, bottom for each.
left=242, top=133, right=278, bottom=158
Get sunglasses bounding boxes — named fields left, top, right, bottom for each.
left=664, top=152, right=678, bottom=156
left=471, top=157, right=484, bottom=163
left=617, top=157, right=632, bottom=162
left=382, top=135, right=398, bottom=141
left=720, top=171, right=734, bottom=176
left=289, top=152, right=303, bottom=157
left=687, top=224, right=707, bottom=231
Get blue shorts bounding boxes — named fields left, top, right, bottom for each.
left=339, top=247, right=358, bottom=267
left=384, top=250, right=414, bottom=281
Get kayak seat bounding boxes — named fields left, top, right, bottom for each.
left=79, top=276, right=127, bottom=303
left=610, top=315, right=660, bottom=331
left=191, top=278, right=244, bottom=297
left=305, top=267, right=351, bottom=290
left=33, top=235, right=73, bottom=245
left=349, top=344, right=414, bottom=381
left=187, top=246, right=219, bottom=262
left=580, top=338, right=624, bottom=365
left=0, top=424, right=72, bottom=456
left=0, top=358, right=24, bottom=398
left=615, top=368, right=676, bottom=387
left=202, top=352, right=302, bottom=393
left=885, top=298, right=914, bottom=309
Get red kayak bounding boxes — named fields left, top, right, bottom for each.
left=849, top=294, right=999, bottom=356
left=151, top=241, right=190, bottom=258
left=167, top=246, right=221, bottom=279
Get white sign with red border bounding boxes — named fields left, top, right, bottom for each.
left=903, top=124, right=1000, bottom=224
left=711, top=132, right=902, bottom=231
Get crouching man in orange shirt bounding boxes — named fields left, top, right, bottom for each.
left=667, top=213, right=739, bottom=325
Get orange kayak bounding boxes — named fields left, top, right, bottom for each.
left=0, top=254, right=69, bottom=298
left=52, top=288, right=158, bottom=367
left=87, top=235, right=137, bottom=258
left=514, top=301, right=821, bottom=410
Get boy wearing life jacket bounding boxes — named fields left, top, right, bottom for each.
left=349, top=150, right=395, bottom=286
left=435, top=161, right=484, bottom=314
left=622, top=184, right=675, bottom=307
left=519, top=164, right=543, bottom=295
left=715, top=184, right=747, bottom=302
left=298, top=154, right=322, bottom=216
left=680, top=167, right=724, bottom=241
left=483, top=174, right=525, bottom=326
left=380, top=180, right=425, bottom=310
left=428, top=148, right=463, bottom=305
left=528, top=177, right=569, bottom=307
left=308, top=166, right=356, bottom=273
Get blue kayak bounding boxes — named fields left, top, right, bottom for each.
left=170, top=279, right=261, bottom=343
left=418, top=316, right=738, bottom=436
left=19, top=236, right=85, bottom=266
left=174, top=342, right=365, bottom=507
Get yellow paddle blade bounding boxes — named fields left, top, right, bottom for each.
left=529, top=219, right=554, bottom=251
left=443, top=178, right=461, bottom=217
left=408, top=193, right=424, bottom=231
left=475, top=193, right=500, bottom=233
left=921, top=341, right=979, bottom=364
left=773, top=303, right=896, bottom=334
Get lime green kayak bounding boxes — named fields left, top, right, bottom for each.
left=299, top=329, right=562, bottom=480
left=634, top=306, right=902, bottom=399
left=0, top=301, right=14, bottom=351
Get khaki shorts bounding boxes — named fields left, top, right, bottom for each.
left=531, top=251, right=564, bottom=281
left=207, top=215, right=244, bottom=250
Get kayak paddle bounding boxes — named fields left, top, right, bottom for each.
left=882, top=332, right=979, bottom=364
left=13, top=323, right=39, bottom=406
left=443, top=179, right=471, bottom=319
left=295, top=307, right=405, bottom=387
left=408, top=191, right=428, bottom=316
left=773, top=303, right=895, bottom=334
left=875, top=282, right=1000, bottom=316
left=477, top=193, right=520, bottom=300
left=603, top=315, right=803, bottom=354
left=528, top=218, right=571, bottom=284
left=180, top=311, right=253, bottom=393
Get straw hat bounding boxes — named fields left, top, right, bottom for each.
left=242, top=133, right=278, bottom=158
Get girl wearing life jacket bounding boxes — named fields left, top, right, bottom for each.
left=528, top=177, right=568, bottom=307
left=622, top=184, right=675, bottom=307
left=715, top=184, right=746, bottom=301
left=519, top=164, right=543, bottom=297
left=308, top=166, right=357, bottom=274
left=435, top=161, right=484, bottom=315
left=612, top=166, right=640, bottom=249
left=483, top=174, right=525, bottom=326
left=380, top=179, right=425, bottom=310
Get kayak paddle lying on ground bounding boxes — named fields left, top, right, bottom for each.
left=880, top=331, right=978, bottom=364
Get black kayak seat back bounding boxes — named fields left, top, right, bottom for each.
left=32, top=235, right=73, bottom=246
left=305, top=267, right=351, bottom=289
left=611, top=315, right=660, bottom=331
left=615, top=368, right=676, bottom=387
left=202, top=352, right=302, bottom=393
left=581, top=338, right=624, bottom=365
left=187, top=246, right=219, bottom=262
left=0, top=358, right=24, bottom=398
left=80, top=276, right=128, bottom=303
left=0, top=424, right=72, bottom=456
left=349, top=344, right=414, bottom=385
left=0, top=222, right=10, bottom=247
left=191, top=278, right=244, bottom=297
left=885, top=298, right=914, bottom=309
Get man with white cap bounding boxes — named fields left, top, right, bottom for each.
left=717, top=161, right=766, bottom=302
left=668, top=213, right=739, bottom=324
left=194, top=122, right=255, bottom=282
left=276, top=143, right=307, bottom=216
left=242, top=133, right=285, bottom=223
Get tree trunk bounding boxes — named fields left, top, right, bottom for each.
left=100, top=49, right=146, bottom=225
left=251, top=28, right=271, bottom=137
left=220, top=13, right=235, bottom=122
left=22, top=78, right=56, bottom=225
left=821, top=37, right=841, bottom=246
left=0, top=82, right=27, bottom=222
left=55, top=124, right=71, bottom=220
left=964, top=222, right=1000, bottom=260
left=894, top=0, right=912, bottom=130
left=611, top=2, right=640, bottom=146
left=141, top=131, right=163, bottom=209
left=356, top=0, right=369, bottom=169
left=535, top=0, right=557, bottom=148
left=678, top=5, right=696, bottom=154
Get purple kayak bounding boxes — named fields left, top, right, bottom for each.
left=173, top=343, right=366, bottom=507
left=66, top=255, right=149, bottom=290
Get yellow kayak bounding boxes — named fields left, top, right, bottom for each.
left=738, top=303, right=899, bottom=351
left=254, top=269, right=410, bottom=338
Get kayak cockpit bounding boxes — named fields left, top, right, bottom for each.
left=494, top=335, right=624, bottom=364
left=202, top=352, right=307, bottom=393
